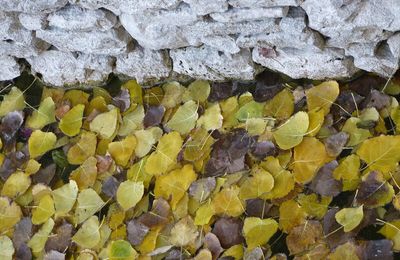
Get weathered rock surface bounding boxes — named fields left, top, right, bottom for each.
left=0, top=0, right=398, bottom=86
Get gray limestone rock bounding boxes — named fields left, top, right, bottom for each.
left=48, top=5, right=117, bottom=31
left=210, top=7, right=289, bottom=22
left=201, top=35, right=240, bottom=54
left=115, top=48, right=171, bottom=83
left=0, top=55, right=20, bottom=81
left=228, top=0, right=302, bottom=8
left=170, top=46, right=256, bottom=81
left=36, top=27, right=130, bottom=55
left=184, top=0, right=228, bottom=15
left=253, top=47, right=359, bottom=79
left=0, top=0, right=68, bottom=13
left=19, top=13, right=48, bottom=30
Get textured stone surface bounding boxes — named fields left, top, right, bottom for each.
left=0, top=0, right=399, bottom=85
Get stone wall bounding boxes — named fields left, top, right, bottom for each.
left=0, top=0, right=399, bottom=86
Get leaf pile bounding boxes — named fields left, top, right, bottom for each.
left=1, top=72, right=400, bottom=259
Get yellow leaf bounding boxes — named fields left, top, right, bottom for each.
left=24, top=159, right=41, bottom=175
left=118, top=105, right=144, bottom=136
left=243, top=217, right=278, bottom=250
left=108, top=135, right=137, bottom=167
left=52, top=180, right=78, bottom=216
left=378, top=220, right=400, bottom=250
left=212, top=186, right=244, bottom=217
left=67, top=131, right=97, bottom=165
left=154, top=164, right=197, bottom=209
left=328, top=242, right=360, bottom=260
left=145, top=131, right=183, bottom=175
left=239, top=167, right=274, bottom=200
left=293, top=137, right=328, bottom=184
left=116, top=181, right=144, bottom=211
left=0, top=87, right=25, bottom=117
left=32, top=194, right=55, bottom=225
left=161, top=81, right=185, bottom=108
left=197, top=103, right=223, bottom=131
left=59, top=104, right=85, bottom=137
left=170, top=216, right=198, bottom=247
left=264, top=88, right=294, bottom=120
left=222, top=245, right=244, bottom=260
left=273, top=111, right=309, bottom=150
left=72, top=216, right=101, bottom=249
left=0, top=236, right=14, bottom=260
left=356, top=135, right=400, bottom=175
left=138, top=227, right=161, bottom=254
left=166, top=100, right=198, bottom=135
left=134, top=127, right=163, bottom=158
left=183, top=127, right=214, bottom=162
left=259, top=157, right=294, bottom=200
left=335, top=206, right=364, bottom=232
left=342, top=117, right=371, bottom=146
left=220, top=96, right=239, bottom=129
left=90, top=109, right=118, bottom=139
left=1, top=171, right=31, bottom=198
left=127, top=157, right=153, bottom=189
left=279, top=200, right=307, bottom=233
left=194, top=203, right=214, bottom=226
left=0, top=197, right=22, bottom=233
left=70, top=157, right=98, bottom=190
left=307, top=108, right=324, bottom=137
left=28, top=218, right=54, bottom=254
left=107, top=240, right=138, bottom=260
left=297, top=193, right=332, bottom=219
left=123, top=79, right=143, bottom=105
left=188, top=80, right=210, bottom=102
left=333, top=154, right=360, bottom=191
left=26, top=97, right=56, bottom=129
left=306, top=81, right=339, bottom=115
left=28, top=130, right=57, bottom=158
left=74, top=188, right=105, bottom=224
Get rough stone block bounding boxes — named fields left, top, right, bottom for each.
left=48, top=5, right=117, bottom=31
left=115, top=47, right=171, bottom=83
left=0, top=0, right=68, bottom=13
left=0, top=55, right=20, bottom=81
left=210, top=7, right=289, bottom=22
left=19, top=13, right=48, bottom=30
left=253, top=47, right=359, bottom=79
left=170, top=46, right=256, bottom=80
left=228, top=0, right=302, bottom=8
left=184, top=0, right=228, bottom=15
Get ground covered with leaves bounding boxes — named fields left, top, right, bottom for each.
left=1, top=71, right=400, bottom=259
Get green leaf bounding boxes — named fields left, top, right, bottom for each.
left=243, top=217, right=278, bottom=250
left=235, top=100, right=264, bottom=122
left=335, top=206, right=364, bottom=232
left=166, top=100, right=198, bottom=135
left=72, top=216, right=101, bottom=249
left=74, top=188, right=105, bottom=224
left=0, top=87, right=25, bottom=117
left=116, top=180, right=144, bottom=211
left=273, top=111, right=309, bottom=150
left=59, top=104, right=85, bottom=137
left=26, top=97, right=56, bottom=129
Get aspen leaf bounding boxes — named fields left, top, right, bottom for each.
left=64, top=89, right=89, bottom=106
left=145, top=131, right=183, bottom=175
left=307, top=108, right=324, bottom=137
left=134, top=127, right=163, bottom=158
left=306, top=81, right=339, bottom=115
left=328, top=242, right=360, bottom=260
left=123, top=79, right=143, bottom=104
left=293, top=137, right=328, bottom=184
left=107, top=240, right=138, bottom=260
left=28, top=130, right=57, bottom=158
left=119, top=105, right=144, bottom=136
left=69, top=156, right=98, bottom=190
left=161, top=81, right=184, bottom=108
left=297, top=193, right=332, bottom=219
left=108, top=135, right=137, bottom=167
left=1, top=171, right=31, bottom=198
left=235, top=101, right=264, bottom=122
left=335, top=206, right=364, bottom=232
left=0, top=87, right=25, bottom=117
left=259, top=157, right=294, bottom=199
left=116, top=180, right=144, bottom=211
left=273, top=111, right=309, bottom=150
left=170, top=216, right=198, bottom=247
left=356, top=135, right=400, bottom=175
left=333, top=154, right=360, bottom=191
left=194, top=203, right=214, bottom=226
left=74, top=188, right=105, bottom=224
left=72, top=216, right=101, bottom=249
left=26, top=97, right=56, bottom=129
left=52, top=180, right=78, bottom=216
left=0, top=197, right=22, bottom=233
left=0, top=236, right=14, bottom=260
left=90, top=109, right=118, bottom=139
left=67, top=131, right=97, bottom=165
left=197, top=103, right=223, bottom=131
left=212, top=186, right=244, bottom=217
left=32, top=194, right=55, bottom=225
left=378, top=220, right=400, bottom=250
left=154, top=164, right=196, bottom=210
left=188, top=80, right=210, bottom=102
left=279, top=200, right=307, bottom=233
left=166, top=100, right=198, bottom=135
left=342, top=117, right=371, bottom=146
left=59, top=104, right=85, bottom=137
left=28, top=218, right=54, bottom=254
left=264, top=88, right=294, bottom=120
left=183, top=127, right=214, bottom=162
left=239, top=167, right=274, bottom=200
left=243, top=217, right=278, bottom=250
